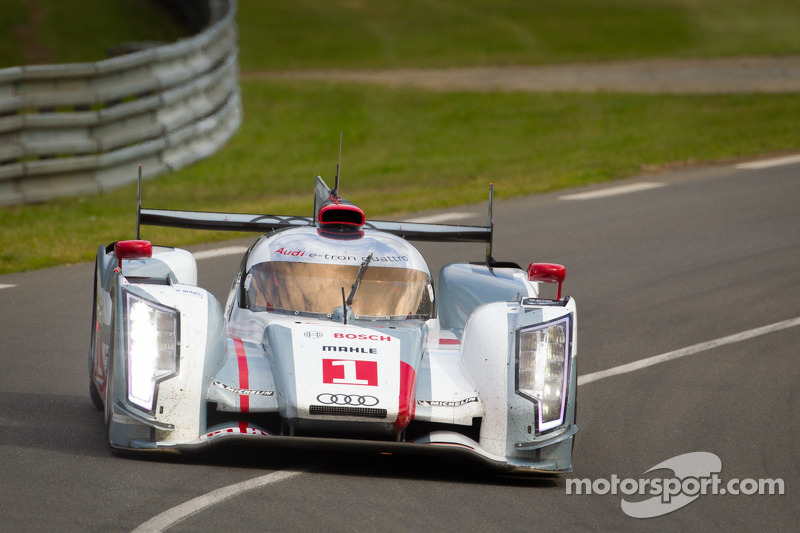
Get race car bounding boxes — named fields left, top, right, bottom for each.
left=88, top=171, right=578, bottom=473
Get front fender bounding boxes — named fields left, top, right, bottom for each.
left=107, top=280, right=227, bottom=449
left=460, top=298, right=577, bottom=471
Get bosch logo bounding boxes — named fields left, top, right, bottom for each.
left=316, top=393, right=379, bottom=407
left=334, top=333, right=392, bottom=341
left=304, top=331, right=323, bottom=338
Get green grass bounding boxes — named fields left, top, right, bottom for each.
left=1, top=1, right=800, bottom=274
left=6, top=1, right=797, bottom=68
left=237, top=0, right=800, bottom=70
left=0, top=0, right=189, bottom=67
left=2, top=82, right=800, bottom=274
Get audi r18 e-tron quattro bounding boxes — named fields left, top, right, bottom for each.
left=88, top=170, right=578, bottom=473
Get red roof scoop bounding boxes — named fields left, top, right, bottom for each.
left=318, top=198, right=365, bottom=229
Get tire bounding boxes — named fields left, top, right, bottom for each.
left=90, top=380, right=104, bottom=410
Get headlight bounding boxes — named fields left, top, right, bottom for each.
left=125, top=292, right=180, bottom=412
left=516, top=316, right=571, bottom=432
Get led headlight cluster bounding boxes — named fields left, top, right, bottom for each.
left=516, top=316, right=571, bottom=432
left=125, top=292, right=180, bottom=412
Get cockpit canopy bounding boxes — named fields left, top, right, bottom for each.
left=243, top=227, right=434, bottom=320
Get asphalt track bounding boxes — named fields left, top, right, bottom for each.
left=1, top=156, right=798, bottom=531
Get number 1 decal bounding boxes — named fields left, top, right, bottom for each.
left=323, top=359, right=378, bottom=386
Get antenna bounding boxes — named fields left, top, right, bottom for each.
left=485, top=183, right=495, bottom=265
left=333, top=132, right=342, bottom=198
left=135, top=164, right=143, bottom=239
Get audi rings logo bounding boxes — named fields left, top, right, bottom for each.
left=316, top=393, right=379, bottom=406
left=304, top=331, right=323, bottom=338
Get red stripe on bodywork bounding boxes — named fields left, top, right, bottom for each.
left=396, top=361, right=417, bottom=429
left=439, top=338, right=461, bottom=345
left=233, top=337, right=250, bottom=413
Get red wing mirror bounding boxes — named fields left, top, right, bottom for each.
left=528, top=263, right=567, bottom=299
left=115, top=240, right=153, bottom=269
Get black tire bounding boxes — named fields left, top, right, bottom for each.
left=90, top=380, right=104, bottom=410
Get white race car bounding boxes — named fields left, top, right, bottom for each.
left=89, top=174, right=577, bottom=473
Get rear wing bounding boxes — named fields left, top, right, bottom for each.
left=139, top=208, right=492, bottom=243
left=136, top=173, right=496, bottom=254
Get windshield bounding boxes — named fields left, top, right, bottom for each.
left=246, top=261, right=433, bottom=319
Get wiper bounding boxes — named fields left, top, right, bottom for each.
left=346, top=252, right=373, bottom=307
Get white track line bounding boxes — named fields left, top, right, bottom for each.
left=559, top=182, right=665, bottom=201
left=405, top=212, right=475, bottom=223
left=193, top=246, right=249, bottom=260
left=0, top=284, right=16, bottom=290
left=735, top=154, right=800, bottom=170
left=132, top=468, right=306, bottom=532
left=579, top=316, right=800, bottom=386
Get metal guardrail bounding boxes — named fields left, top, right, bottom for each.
left=0, top=0, right=240, bottom=206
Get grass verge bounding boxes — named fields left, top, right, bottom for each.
left=0, top=0, right=189, bottom=67
left=237, top=0, right=800, bottom=70
left=2, top=81, right=799, bottom=274
left=4, top=1, right=800, bottom=68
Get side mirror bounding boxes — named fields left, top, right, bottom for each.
left=114, top=240, right=153, bottom=269
left=528, top=263, right=566, bottom=299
